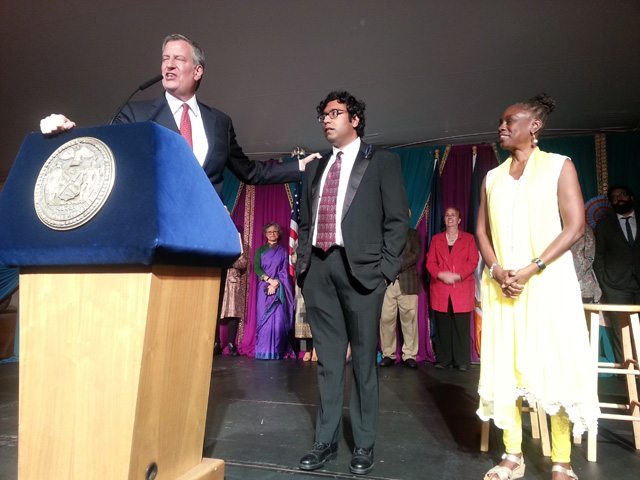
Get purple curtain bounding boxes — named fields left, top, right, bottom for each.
left=416, top=214, right=436, bottom=362
left=232, top=181, right=293, bottom=357
left=437, top=144, right=498, bottom=362
left=441, top=145, right=474, bottom=226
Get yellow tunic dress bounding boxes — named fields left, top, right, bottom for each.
left=477, top=148, right=599, bottom=436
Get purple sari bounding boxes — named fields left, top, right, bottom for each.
left=255, top=244, right=295, bottom=359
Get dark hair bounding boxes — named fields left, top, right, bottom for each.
left=607, top=184, right=634, bottom=201
left=316, top=91, right=366, bottom=137
left=520, top=93, right=556, bottom=130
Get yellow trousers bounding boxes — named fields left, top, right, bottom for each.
left=503, top=398, right=572, bottom=463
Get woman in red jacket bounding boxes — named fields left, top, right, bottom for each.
left=426, top=207, right=479, bottom=370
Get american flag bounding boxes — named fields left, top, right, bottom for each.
left=288, top=181, right=301, bottom=278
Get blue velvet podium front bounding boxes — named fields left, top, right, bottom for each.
left=0, top=123, right=236, bottom=480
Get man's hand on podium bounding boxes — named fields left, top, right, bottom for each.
left=40, top=114, right=76, bottom=136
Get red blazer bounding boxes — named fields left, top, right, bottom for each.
left=426, top=231, right=479, bottom=313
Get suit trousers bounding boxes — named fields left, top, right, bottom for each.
left=302, top=247, right=385, bottom=449
left=379, top=280, right=418, bottom=360
left=433, top=297, right=470, bottom=368
left=600, top=283, right=640, bottom=364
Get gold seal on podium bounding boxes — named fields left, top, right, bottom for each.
left=34, top=136, right=116, bottom=230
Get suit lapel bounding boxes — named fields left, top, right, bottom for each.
left=198, top=102, right=216, bottom=167
left=150, top=97, right=179, bottom=133
left=440, top=235, right=453, bottom=268
left=341, top=142, right=372, bottom=221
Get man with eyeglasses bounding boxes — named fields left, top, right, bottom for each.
left=296, top=91, right=408, bottom=475
left=40, top=33, right=318, bottom=198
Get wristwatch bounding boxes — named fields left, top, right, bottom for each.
left=532, top=257, right=546, bottom=271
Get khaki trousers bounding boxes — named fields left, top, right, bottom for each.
left=379, top=280, right=418, bottom=360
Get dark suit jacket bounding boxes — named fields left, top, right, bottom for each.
left=425, top=230, right=478, bottom=313
left=594, top=212, right=640, bottom=291
left=115, top=95, right=301, bottom=197
left=398, top=228, right=421, bottom=295
left=296, top=141, right=408, bottom=291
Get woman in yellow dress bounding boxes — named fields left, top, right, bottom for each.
left=476, top=94, right=599, bottom=480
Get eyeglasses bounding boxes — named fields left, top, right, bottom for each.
left=317, top=109, right=347, bottom=122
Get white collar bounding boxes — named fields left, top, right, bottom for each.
left=165, top=92, right=200, bottom=117
left=617, top=210, right=635, bottom=220
left=332, top=137, right=361, bottom=158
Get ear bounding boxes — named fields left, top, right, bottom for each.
left=530, top=118, right=542, bottom=135
left=194, top=64, right=204, bottom=81
left=350, top=115, right=360, bottom=128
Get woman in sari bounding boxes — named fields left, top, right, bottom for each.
left=254, top=222, right=295, bottom=360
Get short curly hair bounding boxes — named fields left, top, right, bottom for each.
left=316, top=91, right=366, bottom=137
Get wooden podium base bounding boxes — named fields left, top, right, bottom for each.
left=18, top=265, right=224, bottom=480
left=176, top=458, right=224, bottom=480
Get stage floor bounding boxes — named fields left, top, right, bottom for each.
left=1, top=356, right=638, bottom=479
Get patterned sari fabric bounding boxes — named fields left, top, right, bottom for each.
left=477, top=148, right=599, bottom=436
left=255, top=244, right=295, bottom=359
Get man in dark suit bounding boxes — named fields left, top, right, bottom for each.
left=41, top=34, right=312, bottom=197
left=296, top=91, right=408, bottom=475
left=379, top=224, right=421, bottom=368
left=594, top=184, right=640, bottom=362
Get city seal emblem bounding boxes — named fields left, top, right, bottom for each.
left=34, top=137, right=116, bottom=230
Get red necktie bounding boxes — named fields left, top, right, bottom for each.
left=316, top=151, right=343, bottom=251
left=179, top=103, right=193, bottom=149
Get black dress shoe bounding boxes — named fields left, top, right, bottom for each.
left=403, top=358, right=418, bottom=369
left=379, top=356, right=394, bottom=367
left=213, top=342, right=222, bottom=355
left=227, top=343, right=239, bottom=356
left=350, top=446, right=374, bottom=475
left=298, top=442, right=338, bottom=471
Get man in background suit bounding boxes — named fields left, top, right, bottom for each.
left=594, top=184, right=640, bottom=363
left=41, top=34, right=315, bottom=197
left=379, top=222, right=421, bottom=368
left=296, top=91, right=408, bottom=475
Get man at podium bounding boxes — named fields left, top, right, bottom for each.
left=40, top=33, right=318, bottom=198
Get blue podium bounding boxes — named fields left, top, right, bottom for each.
left=0, top=123, right=240, bottom=480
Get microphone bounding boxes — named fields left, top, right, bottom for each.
left=108, top=74, right=163, bottom=125
left=138, top=74, right=163, bottom=91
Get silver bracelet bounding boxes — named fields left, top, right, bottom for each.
left=489, top=263, right=500, bottom=279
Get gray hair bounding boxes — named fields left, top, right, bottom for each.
left=162, top=34, right=206, bottom=68
left=263, top=222, right=282, bottom=236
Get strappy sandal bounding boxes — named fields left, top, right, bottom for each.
left=484, top=453, right=525, bottom=480
left=552, top=464, right=578, bottom=479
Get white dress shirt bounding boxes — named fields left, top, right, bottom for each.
left=165, top=92, right=209, bottom=166
left=312, top=137, right=361, bottom=247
